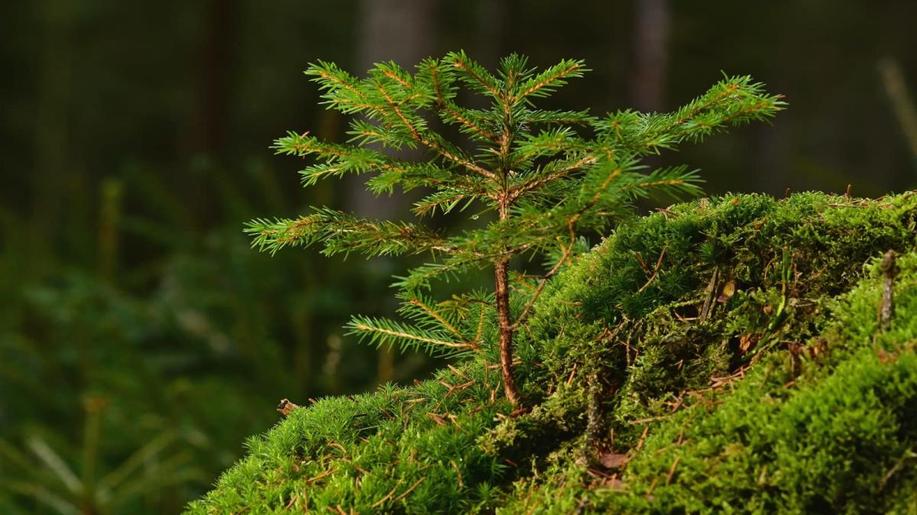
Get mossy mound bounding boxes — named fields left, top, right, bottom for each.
left=189, top=192, right=917, bottom=514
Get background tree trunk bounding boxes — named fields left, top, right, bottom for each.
left=354, top=0, right=438, bottom=384
left=186, top=0, right=237, bottom=225
left=474, top=0, right=506, bottom=69
left=192, top=0, right=236, bottom=157
left=631, top=0, right=670, bottom=112
left=30, top=0, right=72, bottom=267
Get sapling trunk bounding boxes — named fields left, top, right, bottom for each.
left=494, top=256, right=521, bottom=406
left=496, top=107, right=521, bottom=406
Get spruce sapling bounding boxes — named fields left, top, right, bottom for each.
left=246, top=51, right=784, bottom=407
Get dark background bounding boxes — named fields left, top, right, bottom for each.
left=1, top=1, right=915, bottom=512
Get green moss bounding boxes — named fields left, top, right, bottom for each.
left=507, top=251, right=917, bottom=514
left=189, top=192, right=917, bottom=513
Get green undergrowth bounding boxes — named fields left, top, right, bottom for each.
left=189, top=192, right=917, bottom=513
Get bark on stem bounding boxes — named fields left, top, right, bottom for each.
left=495, top=255, right=521, bottom=406
left=496, top=89, right=521, bottom=407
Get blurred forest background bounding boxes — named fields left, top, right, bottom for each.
left=1, top=0, right=915, bottom=512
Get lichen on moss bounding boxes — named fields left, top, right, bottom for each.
left=188, top=192, right=917, bottom=514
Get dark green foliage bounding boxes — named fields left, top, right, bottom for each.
left=0, top=166, right=393, bottom=513
left=190, top=192, right=917, bottom=513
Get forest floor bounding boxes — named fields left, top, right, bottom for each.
left=189, top=192, right=917, bottom=513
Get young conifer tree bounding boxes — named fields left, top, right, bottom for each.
left=246, top=52, right=783, bottom=407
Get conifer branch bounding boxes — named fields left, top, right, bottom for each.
left=522, top=109, right=597, bottom=126
left=512, top=127, right=583, bottom=163
left=346, top=315, right=473, bottom=355
left=474, top=307, right=488, bottom=346
left=514, top=59, right=587, bottom=102
left=412, top=188, right=476, bottom=217
left=406, top=297, right=472, bottom=346
left=245, top=215, right=322, bottom=255
left=245, top=210, right=449, bottom=257
left=598, top=75, right=786, bottom=156
left=307, top=61, right=379, bottom=115
left=445, top=51, right=502, bottom=99
left=437, top=101, right=498, bottom=144
left=511, top=226, right=577, bottom=331
left=274, top=131, right=406, bottom=187
left=509, top=153, right=599, bottom=201
left=394, top=256, right=480, bottom=292
left=428, top=62, right=499, bottom=144
left=374, top=80, right=498, bottom=181
left=507, top=164, right=682, bottom=330
left=507, top=164, right=631, bottom=331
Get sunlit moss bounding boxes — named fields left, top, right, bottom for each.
left=189, top=192, right=917, bottom=513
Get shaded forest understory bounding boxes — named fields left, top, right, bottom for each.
left=191, top=192, right=917, bottom=513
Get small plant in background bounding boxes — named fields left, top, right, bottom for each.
left=0, top=163, right=360, bottom=512
left=247, top=51, right=783, bottom=407
left=0, top=396, right=195, bottom=514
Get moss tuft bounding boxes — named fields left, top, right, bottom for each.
left=189, top=192, right=917, bottom=513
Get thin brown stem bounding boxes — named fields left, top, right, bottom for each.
left=493, top=85, right=524, bottom=408
left=495, top=253, right=521, bottom=407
